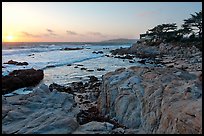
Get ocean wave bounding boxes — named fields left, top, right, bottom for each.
left=41, top=55, right=104, bottom=70
left=2, top=47, right=62, bottom=56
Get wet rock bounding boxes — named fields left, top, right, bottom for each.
left=82, top=100, right=91, bottom=104
left=76, top=64, right=84, bottom=66
left=114, top=55, right=134, bottom=60
left=129, top=60, right=134, bottom=63
left=28, top=54, right=35, bottom=56
left=76, top=106, right=126, bottom=129
left=89, top=76, right=98, bottom=82
left=110, top=48, right=129, bottom=55
left=46, top=65, right=56, bottom=68
left=61, top=47, right=83, bottom=51
left=92, top=51, right=104, bottom=54
left=138, top=59, right=146, bottom=64
left=84, top=82, right=89, bottom=87
left=70, top=76, right=101, bottom=106
left=89, top=82, right=101, bottom=90
left=77, top=94, right=83, bottom=98
left=124, top=55, right=134, bottom=59
left=81, top=67, right=87, bottom=70
left=4, top=60, right=29, bottom=66
left=167, top=65, right=174, bottom=68
left=97, top=68, right=105, bottom=71
left=67, top=64, right=72, bottom=66
left=97, top=51, right=104, bottom=54
left=87, top=69, right=94, bottom=72
left=4, top=60, right=18, bottom=65
left=2, top=68, right=44, bottom=95
left=71, top=82, right=85, bottom=92
left=16, top=62, right=29, bottom=66
left=49, top=83, right=73, bottom=94
left=111, top=43, right=160, bottom=59
left=76, top=107, right=99, bottom=125
left=72, top=81, right=84, bottom=87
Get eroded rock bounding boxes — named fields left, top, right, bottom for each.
left=2, top=84, right=80, bottom=134
left=97, top=66, right=202, bottom=134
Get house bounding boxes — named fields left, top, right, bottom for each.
left=139, top=32, right=156, bottom=42
left=140, top=33, right=154, bottom=39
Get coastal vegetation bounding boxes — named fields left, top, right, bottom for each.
left=139, top=11, right=202, bottom=50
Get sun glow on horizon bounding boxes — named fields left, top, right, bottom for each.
left=2, top=33, right=24, bottom=42
left=2, top=35, right=16, bottom=42
left=6, top=35, right=13, bottom=41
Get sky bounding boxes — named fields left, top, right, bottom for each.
left=2, top=2, right=202, bottom=42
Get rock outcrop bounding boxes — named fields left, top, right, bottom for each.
left=61, top=47, right=83, bottom=51
left=97, top=66, right=202, bottom=134
left=2, top=84, right=80, bottom=134
left=2, top=68, right=44, bottom=94
left=3, top=60, right=29, bottom=66
left=110, top=42, right=202, bottom=72
left=92, top=51, right=104, bottom=54
left=2, top=66, right=202, bottom=134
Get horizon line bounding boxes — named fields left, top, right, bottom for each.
left=2, top=38, right=138, bottom=43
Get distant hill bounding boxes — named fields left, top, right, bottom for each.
left=100, top=38, right=138, bottom=43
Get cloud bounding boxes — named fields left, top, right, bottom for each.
left=66, top=30, right=78, bottom=35
left=21, top=30, right=58, bottom=39
left=21, top=32, right=41, bottom=37
left=65, top=30, right=107, bottom=37
left=66, top=30, right=85, bottom=37
left=47, top=29, right=54, bottom=33
left=46, top=29, right=58, bottom=36
left=88, top=32, right=107, bottom=37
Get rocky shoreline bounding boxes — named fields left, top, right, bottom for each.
left=109, top=42, right=202, bottom=72
left=2, top=68, right=44, bottom=95
left=2, top=42, right=202, bottom=134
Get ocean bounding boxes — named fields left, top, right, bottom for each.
left=2, top=42, right=150, bottom=95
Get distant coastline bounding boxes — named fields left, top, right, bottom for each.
left=2, top=39, right=137, bottom=48
left=100, top=38, right=138, bottom=43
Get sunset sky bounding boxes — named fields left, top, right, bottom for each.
left=2, top=2, right=202, bottom=42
